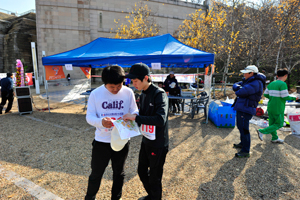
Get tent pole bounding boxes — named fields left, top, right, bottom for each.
left=46, top=78, right=50, bottom=113
left=43, top=65, right=50, bottom=113
left=196, top=68, right=199, bottom=96
left=90, top=66, right=92, bottom=91
left=42, top=51, right=50, bottom=113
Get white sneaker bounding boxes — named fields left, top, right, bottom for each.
left=271, top=138, right=284, bottom=144
left=257, top=129, right=263, bottom=141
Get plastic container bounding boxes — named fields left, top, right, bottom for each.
left=208, top=101, right=236, bottom=128
left=257, top=119, right=268, bottom=128
left=221, top=101, right=232, bottom=107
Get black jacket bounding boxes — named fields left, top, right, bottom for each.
left=135, top=84, right=169, bottom=148
left=163, top=75, right=179, bottom=92
left=0, top=77, right=13, bottom=93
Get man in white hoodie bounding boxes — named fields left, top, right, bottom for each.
left=85, top=65, right=139, bottom=200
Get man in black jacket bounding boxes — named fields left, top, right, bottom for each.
left=163, top=71, right=180, bottom=113
left=0, top=73, right=14, bottom=114
left=123, top=63, right=169, bottom=200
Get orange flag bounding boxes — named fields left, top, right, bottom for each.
left=80, top=67, right=91, bottom=79
left=45, top=65, right=65, bottom=80
left=205, top=65, right=209, bottom=75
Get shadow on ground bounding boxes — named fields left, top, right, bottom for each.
left=244, top=143, right=294, bottom=199
left=196, top=157, right=248, bottom=200
left=284, top=134, right=300, bottom=150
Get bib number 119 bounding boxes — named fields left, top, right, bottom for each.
left=140, top=124, right=156, bottom=140
left=141, top=124, right=154, bottom=133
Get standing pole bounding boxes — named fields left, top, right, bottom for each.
left=196, top=68, right=199, bottom=97
left=213, top=77, right=215, bottom=99
left=90, top=66, right=92, bottom=90
left=31, top=42, right=40, bottom=94
left=42, top=51, right=50, bottom=113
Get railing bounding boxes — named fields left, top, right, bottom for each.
left=0, top=8, right=17, bottom=16
left=0, top=8, right=35, bottom=17
left=18, top=9, right=36, bottom=16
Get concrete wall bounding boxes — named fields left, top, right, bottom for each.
left=0, top=13, right=36, bottom=73
left=36, top=0, right=207, bottom=79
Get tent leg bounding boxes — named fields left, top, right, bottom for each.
left=46, top=80, right=50, bottom=113
left=196, top=68, right=199, bottom=96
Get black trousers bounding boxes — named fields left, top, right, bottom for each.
left=138, top=142, right=168, bottom=200
left=169, top=99, right=180, bottom=112
left=85, top=140, right=129, bottom=200
left=0, top=91, right=14, bottom=114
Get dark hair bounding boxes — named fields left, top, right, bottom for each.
left=136, top=75, right=152, bottom=83
left=277, top=68, right=288, bottom=77
left=158, top=82, right=163, bottom=85
left=7, top=73, right=12, bottom=77
left=102, top=65, right=125, bottom=85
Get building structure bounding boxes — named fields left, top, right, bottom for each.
left=0, top=12, right=36, bottom=73
left=36, top=0, right=209, bottom=79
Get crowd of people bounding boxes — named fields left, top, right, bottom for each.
left=82, top=63, right=299, bottom=199
left=1, top=63, right=299, bottom=199
left=232, top=66, right=298, bottom=158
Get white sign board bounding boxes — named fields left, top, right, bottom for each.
left=151, top=63, right=161, bottom=70
left=151, top=74, right=196, bottom=83
left=65, top=64, right=73, bottom=70
left=0, top=73, right=6, bottom=80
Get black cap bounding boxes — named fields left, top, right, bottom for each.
left=125, top=63, right=150, bottom=79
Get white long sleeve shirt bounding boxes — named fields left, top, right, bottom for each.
left=86, top=85, right=139, bottom=143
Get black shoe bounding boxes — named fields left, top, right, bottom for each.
left=235, top=151, right=250, bottom=158
left=138, top=196, right=150, bottom=200
left=233, top=143, right=243, bottom=148
left=84, top=194, right=96, bottom=200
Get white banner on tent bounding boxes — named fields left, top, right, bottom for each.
left=151, top=74, right=196, bottom=83
left=151, top=63, right=161, bottom=70
left=65, top=64, right=73, bottom=70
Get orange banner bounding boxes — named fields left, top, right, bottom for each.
left=205, top=65, right=209, bottom=75
left=45, top=65, right=65, bottom=80
left=80, top=67, right=91, bottom=79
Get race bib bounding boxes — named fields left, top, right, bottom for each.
left=140, top=124, right=156, bottom=140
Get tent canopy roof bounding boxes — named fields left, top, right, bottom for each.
left=42, top=34, right=214, bottom=68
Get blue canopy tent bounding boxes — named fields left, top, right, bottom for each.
left=42, top=34, right=214, bottom=68
left=41, top=34, right=215, bottom=117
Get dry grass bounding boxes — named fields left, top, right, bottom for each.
left=0, top=87, right=300, bottom=200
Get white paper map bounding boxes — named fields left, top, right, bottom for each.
left=112, top=119, right=141, bottom=140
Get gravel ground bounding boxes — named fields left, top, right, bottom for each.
left=0, top=88, right=300, bottom=200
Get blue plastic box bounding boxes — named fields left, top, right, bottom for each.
left=208, top=101, right=236, bottom=128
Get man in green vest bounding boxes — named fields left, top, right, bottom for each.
left=257, top=68, right=298, bottom=143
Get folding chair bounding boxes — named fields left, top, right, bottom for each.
left=190, top=95, right=209, bottom=121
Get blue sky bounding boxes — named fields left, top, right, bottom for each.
left=0, top=0, right=35, bottom=14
